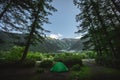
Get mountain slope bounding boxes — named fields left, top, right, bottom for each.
left=69, top=39, right=83, bottom=51
left=0, top=31, right=83, bottom=52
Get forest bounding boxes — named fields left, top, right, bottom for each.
left=0, top=0, right=120, bottom=80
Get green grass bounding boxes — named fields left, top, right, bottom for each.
left=78, top=66, right=92, bottom=79
left=69, top=66, right=92, bottom=80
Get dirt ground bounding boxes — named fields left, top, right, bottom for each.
left=83, top=59, right=120, bottom=80
left=0, top=67, right=70, bottom=80
left=0, top=59, right=120, bottom=80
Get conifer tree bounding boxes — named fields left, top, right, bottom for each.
left=74, top=0, right=120, bottom=68
left=0, top=0, right=57, bottom=61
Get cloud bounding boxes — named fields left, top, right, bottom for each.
left=74, top=35, right=82, bottom=39
left=49, top=33, right=62, bottom=39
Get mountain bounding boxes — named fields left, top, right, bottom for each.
left=69, top=40, right=83, bottom=51
left=29, top=38, right=82, bottom=52
left=61, top=38, right=79, bottom=50
left=0, top=31, right=83, bottom=52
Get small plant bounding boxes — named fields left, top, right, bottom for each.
left=71, top=64, right=81, bottom=71
left=69, top=66, right=91, bottom=80
left=39, top=60, right=53, bottom=68
left=69, top=71, right=80, bottom=80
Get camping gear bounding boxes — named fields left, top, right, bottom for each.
left=50, top=62, right=69, bottom=72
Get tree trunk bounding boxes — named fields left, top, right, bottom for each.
left=86, top=11, right=102, bottom=55
left=86, top=10, right=106, bottom=55
left=20, top=24, right=35, bottom=61
left=20, top=0, right=41, bottom=61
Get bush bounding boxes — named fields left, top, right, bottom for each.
left=64, top=56, right=82, bottom=67
left=27, top=52, right=43, bottom=61
left=71, top=64, right=81, bottom=71
left=54, top=55, right=82, bottom=67
left=0, top=46, right=24, bottom=61
left=69, top=66, right=91, bottom=80
left=69, top=71, right=80, bottom=80
left=80, top=51, right=96, bottom=59
left=39, top=60, right=53, bottom=68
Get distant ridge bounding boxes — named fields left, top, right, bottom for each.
left=0, top=31, right=83, bottom=52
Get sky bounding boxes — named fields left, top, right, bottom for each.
left=44, top=0, right=81, bottom=39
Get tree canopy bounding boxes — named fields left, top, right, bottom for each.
left=74, top=0, right=120, bottom=68
left=0, top=0, right=57, bottom=61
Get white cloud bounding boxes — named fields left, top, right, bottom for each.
left=49, top=33, right=62, bottom=39
left=74, top=35, right=82, bottom=39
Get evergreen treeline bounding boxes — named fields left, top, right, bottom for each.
left=74, top=0, right=120, bottom=68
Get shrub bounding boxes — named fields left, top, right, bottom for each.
left=80, top=51, right=96, bottom=59
left=39, top=60, right=53, bottom=68
left=42, top=54, right=54, bottom=60
left=69, top=66, right=91, bottom=80
left=27, top=52, right=43, bottom=61
left=71, top=64, right=81, bottom=71
left=0, top=46, right=24, bottom=61
left=64, top=56, right=82, bottom=67
left=69, top=71, right=80, bottom=80
left=80, top=53, right=89, bottom=59
left=54, top=55, right=82, bottom=67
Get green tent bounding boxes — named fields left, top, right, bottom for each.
left=50, top=62, right=69, bottom=72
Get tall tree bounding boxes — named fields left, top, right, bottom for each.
left=0, top=0, right=57, bottom=61
left=74, top=0, right=120, bottom=68
left=20, top=0, right=57, bottom=61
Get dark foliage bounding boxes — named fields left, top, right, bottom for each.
left=74, top=0, right=120, bottom=69
left=39, top=60, right=53, bottom=68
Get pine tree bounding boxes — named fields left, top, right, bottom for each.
left=74, top=0, right=120, bottom=68
left=0, top=0, right=57, bottom=61
left=21, top=0, right=57, bottom=61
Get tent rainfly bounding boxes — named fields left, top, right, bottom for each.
left=50, top=62, right=69, bottom=72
